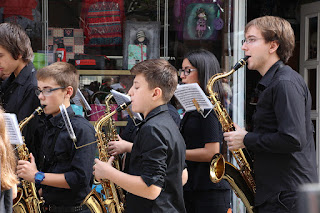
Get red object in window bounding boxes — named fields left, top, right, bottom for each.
left=0, top=0, right=37, bottom=21
left=55, top=43, right=67, bottom=62
left=80, top=0, right=125, bottom=46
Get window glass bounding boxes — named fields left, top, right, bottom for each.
left=0, top=0, right=230, bottom=121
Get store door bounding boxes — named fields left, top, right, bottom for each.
left=300, top=1, right=320, bottom=178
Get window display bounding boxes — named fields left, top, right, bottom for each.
left=123, top=21, right=160, bottom=69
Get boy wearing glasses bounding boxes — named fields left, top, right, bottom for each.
left=0, top=23, right=42, bottom=157
left=224, top=16, right=318, bottom=213
left=17, top=62, right=96, bottom=213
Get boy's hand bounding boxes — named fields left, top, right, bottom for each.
left=108, top=135, right=132, bottom=155
left=93, top=156, right=115, bottom=182
left=17, top=153, right=39, bottom=183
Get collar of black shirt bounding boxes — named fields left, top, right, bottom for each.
left=9, top=63, right=35, bottom=86
left=142, top=104, right=168, bottom=125
left=257, top=60, right=285, bottom=90
left=47, top=105, right=75, bottom=128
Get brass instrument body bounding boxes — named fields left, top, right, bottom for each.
left=13, top=107, right=44, bottom=213
left=207, top=57, right=256, bottom=213
left=83, top=95, right=129, bottom=213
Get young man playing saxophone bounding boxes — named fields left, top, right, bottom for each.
left=223, top=16, right=318, bottom=213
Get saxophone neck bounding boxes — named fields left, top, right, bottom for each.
left=104, top=93, right=114, bottom=113
left=94, top=100, right=131, bottom=133
left=206, top=56, right=249, bottom=95
left=19, top=106, right=43, bottom=132
left=206, top=69, right=235, bottom=95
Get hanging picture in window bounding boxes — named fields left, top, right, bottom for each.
left=123, top=21, right=160, bottom=70
left=173, top=0, right=224, bottom=40
left=127, top=30, right=149, bottom=69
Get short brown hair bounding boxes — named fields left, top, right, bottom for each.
left=245, top=16, right=295, bottom=63
left=0, top=23, right=33, bottom=63
left=37, top=62, right=79, bottom=99
left=130, top=59, right=178, bottom=103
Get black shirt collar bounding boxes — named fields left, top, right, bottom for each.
left=47, top=105, right=75, bottom=128
left=140, top=104, right=168, bottom=125
left=11, top=63, right=35, bottom=86
left=258, top=60, right=284, bottom=90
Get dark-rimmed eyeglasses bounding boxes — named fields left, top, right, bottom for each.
left=178, top=68, right=197, bottom=76
left=35, top=87, right=66, bottom=97
left=241, top=37, right=264, bottom=45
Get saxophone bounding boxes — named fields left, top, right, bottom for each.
left=207, top=56, right=256, bottom=213
left=82, top=94, right=130, bottom=213
left=13, top=106, right=45, bottom=213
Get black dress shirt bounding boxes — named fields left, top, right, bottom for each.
left=180, top=110, right=230, bottom=191
left=121, top=103, right=181, bottom=143
left=39, top=106, right=96, bottom=206
left=0, top=63, right=42, bottom=157
left=244, top=61, right=318, bottom=205
left=126, top=104, right=186, bottom=213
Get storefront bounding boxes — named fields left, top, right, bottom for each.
left=0, top=0, right=320, bottom=212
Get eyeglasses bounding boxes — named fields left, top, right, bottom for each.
left=35, top=87, right=66, bottom=96
left=241, top=37, right=264, bottom=45
left=178, top=68, right=197, bottom=76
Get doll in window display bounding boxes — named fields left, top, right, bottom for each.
left=196, top=8, right=207, bottom=38
left=128, top=30, right=149, bottom=69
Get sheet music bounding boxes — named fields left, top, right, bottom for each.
left=3, top=113, right=23, bottom=145
left=72, top=88, right=92, bottom=111
left=174, top=83, right=213, bottom=112
left=111, top=89, right=142, bottom=120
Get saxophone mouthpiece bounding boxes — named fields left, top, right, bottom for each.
left=117, top=101, right=131, bottom=112
left=243, top=55, right=250, bottom=61
left=233, top=56, right=250, bottom=71
left=32, top=105, right=44, bottom=116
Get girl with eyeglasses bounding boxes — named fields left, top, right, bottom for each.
left=179, top=49, right=231, bottom=213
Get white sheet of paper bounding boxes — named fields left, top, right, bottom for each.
left=72, top=88, right=92, bottom=111
left=3, top=113, right=24, bottom=145
left=111, top=89, right=142, bottom=120
left=174, top=83, right=213, bottom=112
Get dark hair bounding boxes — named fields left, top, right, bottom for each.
left=0, top=23, right=33, bottom=63
left=37, top=62, right=79, bottom=99
left=196, top=8, right=206, bottom=17
left=245, top=16, right=295, bottom=63
left=184, top=49, right=224, bottom=103
left=130, top=59, right=178, bottom=103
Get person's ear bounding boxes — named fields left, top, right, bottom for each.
left=152, top=87, right=162, bottom=101
left=15, top=54, right=23, bottom=60
left=269, top=40, right=279, bottom=54
left=65, top=86, right=74, bottom=98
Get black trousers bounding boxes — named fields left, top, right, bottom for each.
left=184, top=189, right=231, bottom=213
left=256, top=191, right=297, bottom=213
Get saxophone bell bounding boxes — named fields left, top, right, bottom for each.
left=209, top=153, right=225, bottom=183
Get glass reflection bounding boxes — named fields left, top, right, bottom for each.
left=307, top=69, right=317, bottom=110
left=308, top=16, right=318, bottom=60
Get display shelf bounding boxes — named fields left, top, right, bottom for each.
left=78, top=70, right=131, bottom=76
